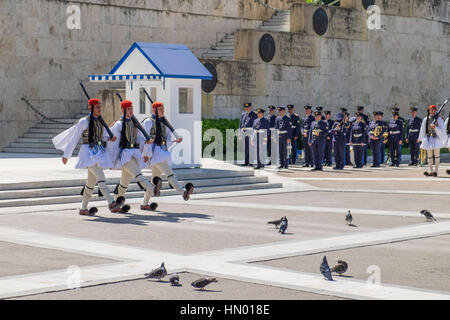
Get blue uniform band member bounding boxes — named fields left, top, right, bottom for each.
left=274, top=106, right=292, bottom=169
left=287, top=104, right=300, bottom=165
left=308, top=111, right=329, bottom=171
left=379, top=111, right=387, bottom=164
left=324, top=110, right=334, bottom=166
left=368, top=111, right=385, bottom=168
left=267, top=105, right=277, bottom=165
left=341, top=108, right=353, bottom=166
left=252, top=108, right=270, bottom=169
left=350, top=112, right=367, bottom=168
left=238, top=103, right=257, bottom=166
left=388, top=110, right=404, bottom=167
left=331, top=112, right=346, bottom=170
left=356, top=106, right=369, bottom=165
left=406, top=107, right=422, bottom=166
left=301, top=105, right=315, bottom=167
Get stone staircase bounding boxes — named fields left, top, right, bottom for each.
left=202, top=10, right=290, bottom=60
left=2, top=109, right=90, bottom=155
left=0, top=168, right=282, bottom=208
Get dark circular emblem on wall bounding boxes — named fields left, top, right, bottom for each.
left=362, top=0, right=376, bottom=10
left=201, top=62, right=218, bottom=93
left=312, top=8, right=328, bottom=36
left=258, top=33, right=276, bottom=63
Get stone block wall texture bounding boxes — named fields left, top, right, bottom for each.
left=0, top=0, right=449, bottom=148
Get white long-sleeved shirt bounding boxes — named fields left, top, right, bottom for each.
left=418, top=116, right=446, bottom=150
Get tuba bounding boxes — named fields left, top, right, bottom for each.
left=373, top=125, right=383, bottom=138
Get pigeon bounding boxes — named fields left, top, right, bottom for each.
left=346, top=210, right=353, bottom=225
left=144, top=262, right=167, bottom=281
left=191, top=278, right=217, bottom=290
left=331, top=260, right=348, bottom=276
left=267, top=217, right=283, bottom=228
left=320, top=256, right=333, bottom=281
left=279, top=216, right=288, bottom=234
left=169, top=274, right=181, bottom=286
left=420, top=209, right=436, bottom=222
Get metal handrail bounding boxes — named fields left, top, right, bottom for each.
left=21, top=96, right=73, bottom=124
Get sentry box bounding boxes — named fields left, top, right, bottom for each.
left=89, top=42, right=213, bottom=168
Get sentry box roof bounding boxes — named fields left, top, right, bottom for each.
left=89, top=42, right=213, bottom=82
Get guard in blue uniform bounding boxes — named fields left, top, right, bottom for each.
left=350, top=112, right=367, bottom=168
left=406, top=107, right=422, bottom=166
left=356, top=106, right=370, bottom=165
left=392, top=106, right=405, bottom=163
left=308, top=111, right=329, bottom=171
left=387, top=110, right=404, bottom=167
left=343, top=110, right=353, bottom=166
left=368, top=111, right=385, bottom=168
left=239, top=103, right=257, bottom=166
left=287, top=104, right=300, bottom=165
left=331, top=112, right=346, bottom=170
left=274, top=106, right=292, bottom=169
left=316, top=106, right=326, bottom=120
left=252, top=108, right=270, bottom=169
left=324, top=110, right=334, bottom=166
left=267, top=105, right=277, bottom=165
left=301, top=105, right=315, bottom=167
left=379, top=111, right=387, bottom=164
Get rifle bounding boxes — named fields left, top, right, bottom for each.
left=79, top=82, right=114, bottom=139
left=431, top=98, right=449, bottom=125
left=115, top=92, right=152, bottom=141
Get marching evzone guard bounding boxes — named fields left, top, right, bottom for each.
left=52, top=98, right=125, bottom=216
left=251, top=108, right=270, bottom=169
left=301, top=105, right=315, bottom=167
left=331, top=112, right=346, bottom=170
left=308, top=111, right=329, bottom=171
left=406, top=107, right=422, bottom=166
left=418, top=104, right=447, bottom=177
left=109, top=100, right=155, bottom=210
left=287, top=105, right=300, bottom=165
left=274, top=106, right=292, bottom=169
left=349, top=112, right=367, bottom=168
left=141, top=101, right=194, bottom=208
left=238, top=103, right=258, bottom=166
left=387, top=110, right=404, bottom=167
left=368, top=111, right=385, bottom=168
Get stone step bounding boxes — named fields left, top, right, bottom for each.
left=259, top=26, right=290, bottom=32
left=202, top=54, right=234, bottom=59
left=8, top=142, right=62, bottom=149
left=214, top=44, right=234, bottom=50
left=2, top=147, right=66, bottom=154
left=23, top=133, right=59, bottom=139
left=0, top=176, right=269, bottom=200
left=16, top=138, right=54, bottom=143
left=0, top=169, right=256, bottom=191
left=29, top=128, right=66, bottom=134
left=36, top=123, right=74, bottom=129
left=0, top=182, right=283, bottom=207
left=42, top=118, right=79, bottom=124
left=205, top=49, right=234, bottom=55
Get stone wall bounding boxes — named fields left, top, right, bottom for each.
left=0, top=0, right=288, bottom=149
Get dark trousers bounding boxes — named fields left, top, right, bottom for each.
left=354, top=145, right=364, bottom=167
left=279, top=136, right=288, bottom=168
left=244, top=135, right=250, bottom=165
left=363, top=144, right=368, bottom=165
left=312, top=141, right=324, bottom=170
left=304, top=139, right=313, bottom=166
left=345, top=144, right=352, bottom=165
left=389, top=140, right=401, bottom=166
left=409, top=139, right=420, bottom=164
left=381, top=142, right=386, bottom=163
left=290, top=139, right=298, bottom=164
left=256, top=136, right=265, bottom=168
left=370, top=139, right=382, bottom=167
left=324, top=139, right=333, bottom=165
left=334, top=140, right=345, bottom=169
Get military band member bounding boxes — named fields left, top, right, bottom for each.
left=343, top=110, right=353, bottom=166
left=308, top=111, right=329, bottom=171
left=252, top=108, right=270, bottom=169
left=324, top=111, right=334, bottom=166
left=406, top=107, right=422, bottom=166
left=392, top=106, right=406, bottom=164
left=301, top=105, right=315, bottom=167
left=350, top=112, right=367, bottom=168
left=287, top=104, right=300, bottom=165
left=387, top=110, right=404, bottom=167
left=140, top=101, right=194, bottom=209
left=239, top=103, right=257, bottom=166
left=368, top=111, right=385, bottom=168
left=316, top=106, right=326, bottom=120
left=331, top=112, right=346, bottom=170
left=52, top=98, right=124, bottom=216
left=379, top=111, right=387, bottom=164
left=274, top=106, right=292, bottom=169
left=418, top=105, right=447, bottom=176
left=356, top=106, right=369, bottom=166
left=109, top=100, right=155, bottom=210
left=267, top=105, right=277, bottom=165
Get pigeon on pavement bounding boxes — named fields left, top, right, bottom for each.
left=169, top=274, right=181, bottom=286
left=267, top=218, right=283, bottom=228
left=279, top=216, right=288, bottom=234
left=420, top=209, right=436, bottom=222
left=320, top=256, right=333, bottom=281
left=191, top=278, right=217, bottom=290
left=331, top=260, right=348, bottom=276
left=346, top=210, right=353, bottom=225
left=144, top=262, right=167, bottom=281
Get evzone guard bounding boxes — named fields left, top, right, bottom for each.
left=418, top=104, right=447, bottom=177
left=140, top=101, right=195, bottom=210
left=108, top=100, right=156, bottom=211
left=52, top=98, right=125, bottom=216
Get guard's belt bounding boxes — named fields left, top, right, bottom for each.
left=242, top=127, right=252, bottom=131
left=409, top=129, right=419, bottom=133
left=277, top=130, right=287, bottom=134
left=124, top=142, right=140, bottom=149
left=389, top=131, right=401, bottom=135
left=256, top=130, right=267, bottom=133
left=353, top=134, right=362, bottom=138
left=84, top=141, right=107, bottom=148
left=291, top=126, right=297, bottom=128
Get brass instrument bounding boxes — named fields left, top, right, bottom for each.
left=419, top=148, right=427, bottom=166
left=383, top=131, right=389, bottom=144
left=373, top=125, right=383, bottom=137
